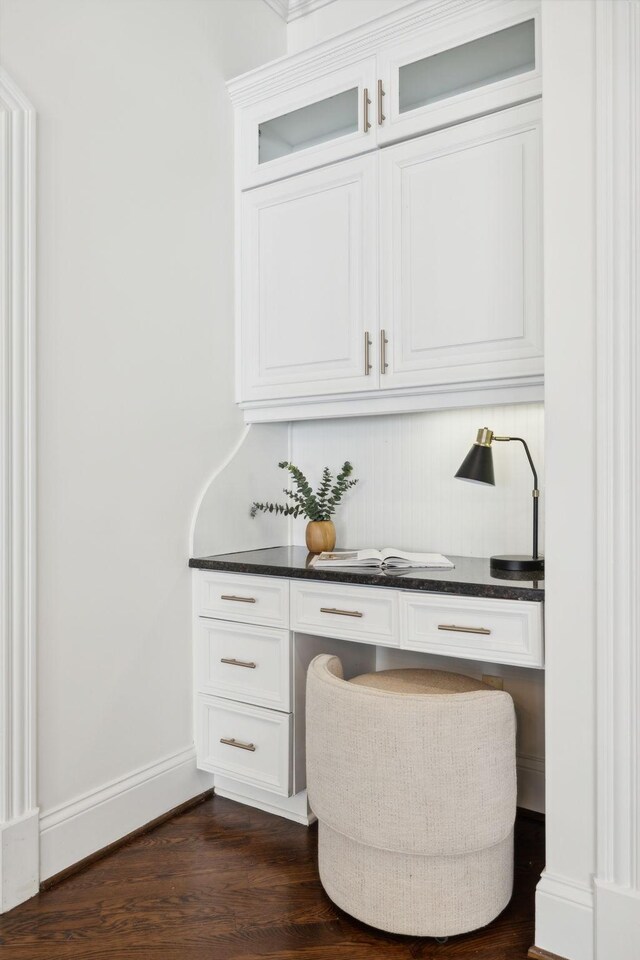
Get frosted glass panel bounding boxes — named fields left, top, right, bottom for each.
left=259, top=88, right=359, bottom=164
left=399, top=20, right=535, bottom=114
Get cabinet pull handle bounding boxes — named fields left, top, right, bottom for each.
left=220, top=594, right=256, bottom=603
left=220, top=657, right=257, bottom=669
left=363, top=87, right=371, bottom=132
left=380, top=328, right=389, bottom=374
left=377, top=79, right=385, bottom=125
left=364, top=331, right=372, bottom=374
left=220, top=737, right=256, bottom=752
left=438, top=624, right=491, bottom=636
left=320, top=606, right=363, bottom=618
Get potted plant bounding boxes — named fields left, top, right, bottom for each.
left=250, top=460, right=358, bottom=554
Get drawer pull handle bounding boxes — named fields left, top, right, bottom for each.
left=220, top=594, right=257, bottom=603
left=320, top=606, right=363, bottom=618
left=438, top=624, right=491, bottom=636
left=220, top=737, right=256, bottom=752
left=220, top=657, right=257, bottom=669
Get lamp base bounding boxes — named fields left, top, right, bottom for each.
left=490, top=554, right=545, bottom=575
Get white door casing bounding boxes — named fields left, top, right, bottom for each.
left=594, top=3, right=640, bottom=958
left=0, top=69, right=38, bottom=912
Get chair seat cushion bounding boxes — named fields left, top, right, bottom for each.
left=349, top=668, right=492, bottom=695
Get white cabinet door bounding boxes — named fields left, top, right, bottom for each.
left=376, top=3, right=541, bottom=146
left=379, top=100, right=542, bottom=391
left=240, top=153, right=379, bottom=402
left=238, top=58, right=378, bottom=189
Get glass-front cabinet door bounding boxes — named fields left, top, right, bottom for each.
left=376, top=3, right=541, bottom=145
left=238, top=58, right=378, bottom=189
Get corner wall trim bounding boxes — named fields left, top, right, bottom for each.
left=0, top=69, right=38, bottom=913
left=39, top=747, right=214, bottom=882
left=595, top=4, right=640, bottom=959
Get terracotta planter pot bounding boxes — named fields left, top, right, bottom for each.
left=305, top=520, right=336, bottom=554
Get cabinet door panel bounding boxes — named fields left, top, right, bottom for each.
left=379, top=101, right=542, bottom=390
left=240, top=154, right=378, bottom=401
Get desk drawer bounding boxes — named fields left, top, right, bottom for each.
left=400, top=592, right=544, bottom=668
left=197, top=572, right=289, bottom=627
left=196, top=619, right=291, bottom=711
left=290, top=581, right=399, bottom=646
left=197, top=695, right=292, bottom=797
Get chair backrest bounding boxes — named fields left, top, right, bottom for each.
left=306, top=654, right=516, bottom=857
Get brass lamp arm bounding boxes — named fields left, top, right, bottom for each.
left=494, top=436, right=539, bottom=491
left=494, top=436, right=540, bottom=560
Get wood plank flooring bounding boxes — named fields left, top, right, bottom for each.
left=0, top=795, right=544, bottom=960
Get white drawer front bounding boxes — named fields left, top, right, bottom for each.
left=197, top=572, right=289, bottom=627
left=196, top=619, right=291, bottom=711
left=400, top=593, right=544, bottom=668
left=290, top=581, right=399, bottom=646
left=197, top=695, right=292, bottom=797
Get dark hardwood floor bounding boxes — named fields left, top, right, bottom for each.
left=0, top=795, right=544, bottom=960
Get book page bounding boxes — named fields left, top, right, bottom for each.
left=380, top=548, right=454, bottom=567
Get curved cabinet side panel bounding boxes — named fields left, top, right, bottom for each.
left=192, top=423, right=290, bottom=557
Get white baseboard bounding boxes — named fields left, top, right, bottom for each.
left=0, top=810, right=40, bottom=912
left=214, top=776, right=315, bottom=825
left=595, top=879, right=640, bottom=960
left=39, top=747, right=214, bottom=881
left=517, top=753, right=545, bottom=813
left=535, top=870, right=594, bottom=960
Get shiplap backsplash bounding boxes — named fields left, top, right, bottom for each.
left=290, top=403, right=544, bottom=557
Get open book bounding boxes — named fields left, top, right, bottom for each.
left=310, top=549, right=454, bottom=570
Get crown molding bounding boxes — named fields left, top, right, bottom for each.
left=263, top=0, right=289, bottom=20
left=231, top=0, right=537, bottom=106
left=263, top=0, right=338, bottom=23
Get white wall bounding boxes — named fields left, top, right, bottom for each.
left=0, top=0, right=286, bottom=879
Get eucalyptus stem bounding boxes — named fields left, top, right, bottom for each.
left=250, top=461, right=358, bottom=522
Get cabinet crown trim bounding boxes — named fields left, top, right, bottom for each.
left=228, top=0, right=539, bottom=106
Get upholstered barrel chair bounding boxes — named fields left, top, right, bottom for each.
left=306, top=654, right=517, bottom=938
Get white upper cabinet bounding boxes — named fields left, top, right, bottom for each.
left=230, top=1, right=540, bottom=190
left=238, top=59, right=378, bottom=189
left=376, top=4, right=540, bottom=146
left=379, top=101, right=542, bottom=390
left=239, top=153, right=378, bottom=403
left=228, top=0, right=543, bottom=421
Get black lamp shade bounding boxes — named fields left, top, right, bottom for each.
left=454, top=443, right=495, bottom=486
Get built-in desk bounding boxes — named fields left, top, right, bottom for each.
left=189, top=547, right=544, bottom=823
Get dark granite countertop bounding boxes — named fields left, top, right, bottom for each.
left=189, top=546, right=544, bottom=602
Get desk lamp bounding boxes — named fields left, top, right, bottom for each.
left=454, top=427, right=544, bottom=575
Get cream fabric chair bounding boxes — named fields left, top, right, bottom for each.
left=306, top=654, right=517, bottom=938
